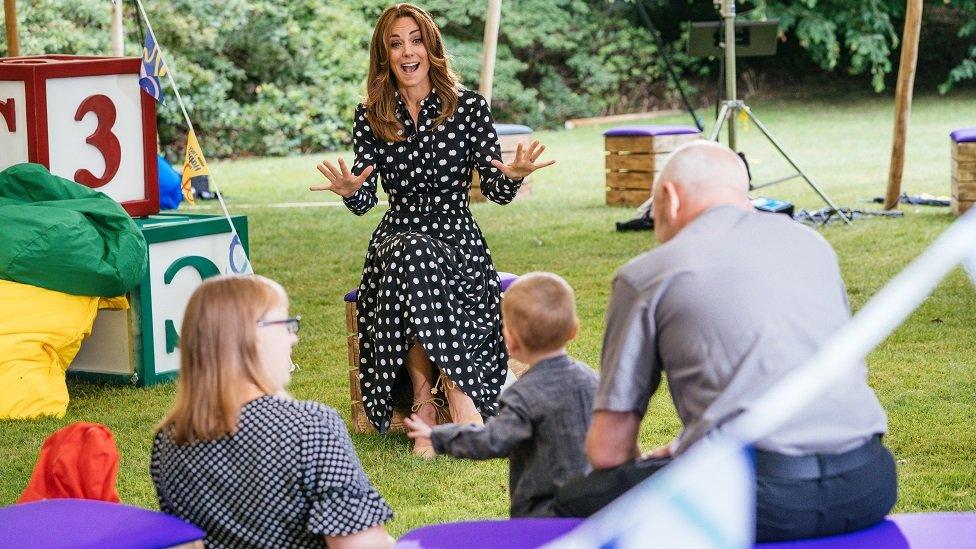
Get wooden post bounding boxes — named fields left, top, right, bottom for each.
left=4, top=0, right=20, bottom=57
left=884, top=0, right=924, bottom=210
left=110, top=0, right=124, bottom=56
left=479, top=0, right=502, bottom=105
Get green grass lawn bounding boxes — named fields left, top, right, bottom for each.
left=2, top=93, right=975, bottom=534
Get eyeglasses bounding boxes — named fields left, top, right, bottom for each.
left=257, top=315, right=301, bottom=335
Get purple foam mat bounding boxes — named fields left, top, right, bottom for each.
left=395, top=513, right=976, bottom=549
left=346, top=273, right=519, bottom=302
left=0, top=499, right=205, bottom=549
left=494, top=123, right=532, bottom=136
left=756, top=513, right=976, bottom=549
left=604, top=125, right=700, bottom=137
left=396, top=518, right=582, bottom=549
left=950, top=127, right=976, bottom=143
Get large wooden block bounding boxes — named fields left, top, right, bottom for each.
left=605, top=152, right=671, bottom=172
left=951, top=197, right=974, bottom=216
left=952, top=141, right=976, bottom=162
left=70, top=214, right=250, bottom=386
left=606, top=188, right=651, bottom=207
left=604, top=132, right=700, bottom=206
left=951, top=158, right=976, bottom=183
left=0, top=55, right=159, bottom=216
left=952, top=176, right=976, bottom=201
left=607, top=170, right=655, bottom=191
left=606, top=133, right=700, bottom=154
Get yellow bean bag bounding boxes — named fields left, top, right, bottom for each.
left=0, top=280, right=127, bottom=419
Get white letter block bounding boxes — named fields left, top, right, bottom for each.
left=0, top=55, right=159, bottom=216
left=70, top=214, right=250, bottom=386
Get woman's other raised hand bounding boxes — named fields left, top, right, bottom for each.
left=490, top=140, right=556, bottom=180
left=310, top=157, right=374, bottom=198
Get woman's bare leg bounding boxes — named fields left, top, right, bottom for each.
left=442, top=375, right=484, bottom=427
left=406, top=341, right=438, bottom=457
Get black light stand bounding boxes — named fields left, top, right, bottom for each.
left=635, top=0, right=704, bottom=132
left=708, top=0, right=851, bottom=224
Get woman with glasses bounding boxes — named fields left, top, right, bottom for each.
left=151, top=275, right=394, bottom=548
left=311, top=3, right=554, bottom=456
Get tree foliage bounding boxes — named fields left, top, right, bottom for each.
left=1, top=0, right=972, bottom=158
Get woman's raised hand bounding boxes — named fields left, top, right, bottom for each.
left=310, top=157, right=374, bottom=198
left=490, top=140, right=556, bottom=180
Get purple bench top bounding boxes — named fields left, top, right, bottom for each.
left=0, top=499, right=205, bottom=549
left=494, top=123, right=532, bottom=135
left=345, top=272, right=518, bottom=302
left=950, top=127, right=976, bottom=143
left=604, top=125, right=700, bottom=137
left=395, top=513, right=976, bottom=549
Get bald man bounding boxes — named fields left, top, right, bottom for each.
left=555, top=142, right=896, bottom=542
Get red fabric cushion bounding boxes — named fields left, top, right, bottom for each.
left=18, top=422, right=121, bottom=503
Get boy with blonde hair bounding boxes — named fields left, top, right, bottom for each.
left=404, top=272, right=598, bottom=517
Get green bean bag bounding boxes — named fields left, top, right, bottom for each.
left=0, top=163, right=147, bottom=297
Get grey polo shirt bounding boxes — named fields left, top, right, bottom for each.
left=596, top=205, right=887, bottom=456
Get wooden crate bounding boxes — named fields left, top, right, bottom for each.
left=345, top=287, right=527, bottom=434
left=606, top=189, right=652, bottom=206
left=951, top=141, right=976, bottom=217
left=471, top=131, right=534, bottom=203
left=605, top=132, right=701, bottom=207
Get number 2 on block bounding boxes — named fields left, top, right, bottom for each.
left=74, top=94, right=121, bottom=188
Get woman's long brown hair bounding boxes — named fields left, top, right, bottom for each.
left=158, top=275, right=286, bottom=445
left=365, top=3, right=460, bottom=143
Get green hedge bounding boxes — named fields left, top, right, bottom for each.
left=3, top=0, right=973, bottom=159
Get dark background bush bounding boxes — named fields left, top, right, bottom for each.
left=3, top=0, right=973, bottom=159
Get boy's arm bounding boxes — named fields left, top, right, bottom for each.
left=430, top=396, right=533, bottom=459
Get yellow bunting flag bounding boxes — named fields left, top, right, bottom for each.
left=181, top=130, right=210, bottom=205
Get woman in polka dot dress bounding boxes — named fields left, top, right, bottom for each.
left=311, top=4, right=554, bottom=456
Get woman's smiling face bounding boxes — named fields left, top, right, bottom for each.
left=388, top=16, right=430, bottom=90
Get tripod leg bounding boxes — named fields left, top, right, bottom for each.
left=709, top=103, right=731, bottom=142
left=742, top=108, right=852, bottom=225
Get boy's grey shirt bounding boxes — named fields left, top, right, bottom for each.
left=430, top=354, right=598, bottom=517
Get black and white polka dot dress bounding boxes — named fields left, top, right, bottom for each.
left=343, top=88, right=523, bottom=434
left=150, top=396, right=393, bottom=548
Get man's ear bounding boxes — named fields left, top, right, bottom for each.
left=662, top=180, right=681, bottom=221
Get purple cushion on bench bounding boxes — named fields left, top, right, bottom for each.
left=346, top=272, right=519, bottom=303
left=604, top=125, right=700, bottom=137
left=495, top=123, right=533, bottom=136
left=499, top=271, right=518, bottom=292
left=397, top=518, right=582, bottom=549
left=755, top=513, right=976, bottom=549
left=0, top=499, right=205, bottom=549
left=950, top=127, right=976, bottom=143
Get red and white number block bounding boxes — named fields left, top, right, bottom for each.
left=0, top=55, right=159, bottom=216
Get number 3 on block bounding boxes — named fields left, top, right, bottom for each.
left=74, top=94, right=121, bottom=188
